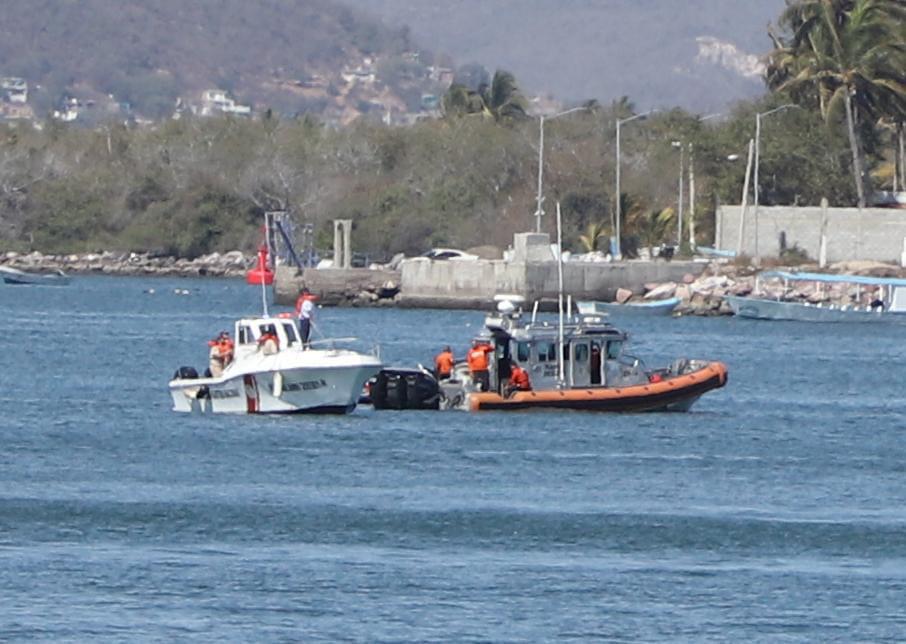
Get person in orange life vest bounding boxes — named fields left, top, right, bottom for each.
left=258, top=325, right=279, bottom=355
left=508, top=362, right=531, bottom=395
left=217, top=331, right=235, bottom=367
left=207, top=332, right=229, bottom=377
left=467, top=338, right=493, bottom=392
left=295, top=287, right=316, bottom=347
left=434, top=345, right=455, bottom=380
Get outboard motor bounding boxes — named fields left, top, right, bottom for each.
left=370, top=368, right=440, bottom=410
left=173, top=366, right=199, bottom=380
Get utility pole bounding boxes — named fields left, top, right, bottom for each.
left=688, top=143, right=696, bottom=250
left=736, top=139, right=755, bottom=255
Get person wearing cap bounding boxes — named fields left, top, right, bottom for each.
left=434, top=345, right=455, bottom=380
left=467, top=337, right=493, bottom=392
left=295, top=287, right=315, bottom=347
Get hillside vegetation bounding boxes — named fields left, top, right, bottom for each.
left=0, top=0, right=414, bottom=118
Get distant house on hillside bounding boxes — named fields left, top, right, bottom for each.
left=341, top=57, right=377, bottom=85
left=427, top=66, right=454, bottom=88
left=53, top=97, right=80, bottom=122
left=1, top=77, right=28, bottom=103
left=195, top=89, right=251, bottom=117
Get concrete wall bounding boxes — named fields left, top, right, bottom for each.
left=716, top=205, right=906, bottom=263
left=400, top=257, right=703, bottom=309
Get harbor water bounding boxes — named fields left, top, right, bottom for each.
left=1, top=276, right=905, bottom=641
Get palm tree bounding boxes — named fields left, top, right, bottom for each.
left=441, top=83, right=486, bottom=118
left=578, top=221, right=609, bottom=252
left=442, top=70, right=528, bottom=122
left=478, top=70, right=528, bottom=122
left=767, top=0, right=906, bottom=206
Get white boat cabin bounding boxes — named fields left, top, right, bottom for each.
left=232, top=316, right=302, bottom=359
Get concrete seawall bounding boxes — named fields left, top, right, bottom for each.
left=274, top=232, right=707, bottom=311
left=397, top=258, right=704, bottom=310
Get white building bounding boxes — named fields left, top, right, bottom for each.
left=1, top=77, right=28, bottom=103
left=196, top=89, right=251, bottom=117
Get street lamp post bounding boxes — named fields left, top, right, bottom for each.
left=534, top=106, right=589, bottom=233
left=671, top=141, right=685, bottom=250
left=686, top=113, right=722, bottom=250
left=754, top=103, right=798, bottom=260
left=614, top=109, right=656, bottom=260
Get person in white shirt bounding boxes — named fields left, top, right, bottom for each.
left=296, top=287, right=315, bottom=347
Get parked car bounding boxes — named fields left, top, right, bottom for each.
left=421, top=248, right=479, bottom=261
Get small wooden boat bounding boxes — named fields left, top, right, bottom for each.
left=726, top=270, right=906, bottom=323
left=0, top=266, right=71, bottom=285
left=577, top=297, right=680, bottom=317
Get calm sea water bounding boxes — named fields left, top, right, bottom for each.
left=1, top=275, right=905, bottom=642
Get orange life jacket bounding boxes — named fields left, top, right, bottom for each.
left=258, top=332, right=278, bottom=347
left=509, top=366, right=531, bottom=390
left=467, top=346, right=490, bottom=372
left=219, top=338, right=235, bottom=362
left=435, top=351, right=454, bottom=376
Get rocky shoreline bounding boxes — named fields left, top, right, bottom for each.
left=5, top=251, right=905, bottom=316
left=1, top=250, right=253, bottom=278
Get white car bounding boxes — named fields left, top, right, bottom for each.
left=421, top=248, right=479, bottom=261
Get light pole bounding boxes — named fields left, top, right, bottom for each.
left=671, top=141, right=685, bottom=250
left=686, top=113, right=722, bottom=250
left=754, top=104, right=798, bottom=260
left=614, top=109, right=657, bottom=260
left=534, top=106, right=589, bottom=233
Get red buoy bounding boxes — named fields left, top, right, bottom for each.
left=246, top=244, right=274, bottom=285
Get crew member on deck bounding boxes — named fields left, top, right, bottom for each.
left=217, top=331, right=235, bottom=367
left=295, top=287, right=315, bottom=347
left=506, top=361, right=532, bottom=396
left=258, top=325, right=279, bottom=355
left=208, top=333, right=226, bottom=378
left=434, top=345, right=455, bottom=380
left=467, top=338, right=493, bottom=392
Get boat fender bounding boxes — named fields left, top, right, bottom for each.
left=648, top=373, right=663, bottom=383
left=273, top=372, right=284, bottom=397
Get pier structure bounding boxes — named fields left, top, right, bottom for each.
left=274, top=231, right=704, bottom=310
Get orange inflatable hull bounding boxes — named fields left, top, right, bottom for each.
left=468, top=362, right=728, bottom=412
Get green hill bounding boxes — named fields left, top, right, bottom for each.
left=0, top=0, right=418, bottom=119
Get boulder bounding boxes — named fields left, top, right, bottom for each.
left=644, top=282, right=677, bottom=300
left=615, top=287, right=633, bottom=304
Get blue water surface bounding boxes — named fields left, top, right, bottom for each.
left=1, top=275, right=905, bottom=642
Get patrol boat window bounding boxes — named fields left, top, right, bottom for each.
left=238, top=325, right=253, bottom=345
left=516, top=342, right=531, bottom=362
left=536, top=341, right=556, bottom=362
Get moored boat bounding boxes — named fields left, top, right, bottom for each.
left=576, top=297, right=680, bottom=317
left=169, top=315, right=382, bottom=414
left=725, top=271, right=906, bottom=323
left=0, top=266, right=71, bottom=285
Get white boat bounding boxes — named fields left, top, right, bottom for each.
left=0, top=266, right=71, bottom=285
left=576, top=297, right=680, bottom=317
left=169, top=316, right=382, bottom=414
left=725, top=270, right=906, bottom=323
